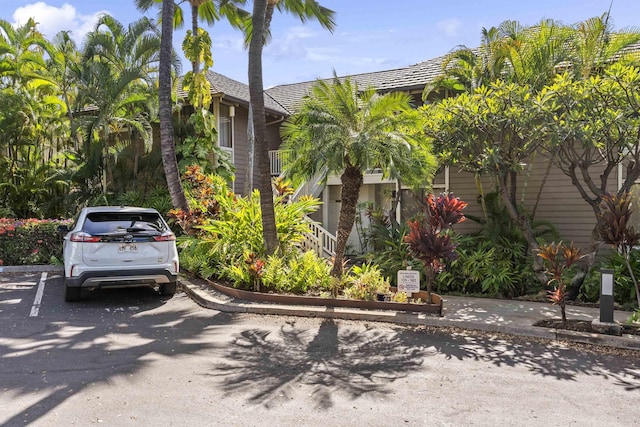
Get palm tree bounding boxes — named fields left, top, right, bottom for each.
left=244, top=0, right=335, bottom=255
left=76, top=15, right=163, bottom=197
left=281, top=75, right=436, bottom=279
left=247, top=0, right=278, bottom=255
left=159, top=0, right=188, bottom=211
left=569, top=13, right=640, bottom=79
left=135, top=0, right=249, bottom=73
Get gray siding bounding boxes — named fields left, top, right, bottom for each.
left=447, top=156, right=619, bottom=250
left=232, top=107, right=249, bottom=194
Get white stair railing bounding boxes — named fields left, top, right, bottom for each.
left=292, top=166, right=328, bottom=201
left=300, top=218, right=336, bottom=258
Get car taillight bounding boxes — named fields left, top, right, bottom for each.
left=154, top=233, right=176, bottom=242
left=70, top=232, right=101, bottom=242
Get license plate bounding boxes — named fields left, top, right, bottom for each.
left=119, top=243, right=137, bottom=253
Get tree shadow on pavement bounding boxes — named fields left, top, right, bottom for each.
left=213, top=320, right=640, bottom=409
left=398, top=325, right=640, bottom=386
left=212, top=318, right=427, bottom=409
left=0, top=290, right=235, bottom=426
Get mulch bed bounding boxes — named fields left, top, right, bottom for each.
left=534, top=319, right=640, bottom=335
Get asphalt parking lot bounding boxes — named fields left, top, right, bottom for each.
left=2, top=271, right=640, bottom=426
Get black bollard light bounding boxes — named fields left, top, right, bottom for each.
left=599, top=268, right=614, bottom=323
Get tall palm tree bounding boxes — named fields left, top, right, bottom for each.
left=281, top=75, right=436, bottom=278
left=159, top=0, right=188, bottom=211
left=135, top=0, right=248, bottom=73
left=247, top=0, right=278, bottom=255
left=569, top=13, right=640, bottom=79
left=76, top=15, right=163, bottom=197
left=244, top=0, right=335, bottom=255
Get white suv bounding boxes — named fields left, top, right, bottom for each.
left=60, top=206, right=179, bottom=301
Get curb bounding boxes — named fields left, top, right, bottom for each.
left=179, top=279, right=640, bottom=352
left=0, top=265, right=63, bottom=273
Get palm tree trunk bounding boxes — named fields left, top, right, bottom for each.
left=190, top=2, right=200, bottom=74
left=160, top=0, right=188, bottom=211
left=249, top=0, right=278, bottom=256
left=330, top=165, right=364, bottom=278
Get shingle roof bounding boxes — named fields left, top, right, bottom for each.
left=178, top=41, right=640, bottom=117
left=177, top=70, right=289, bottom=116
left=265, top=56, right=450, bottom=113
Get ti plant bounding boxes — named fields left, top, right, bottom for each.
left=537, top=242, right=584, bottom=324
left=404, top=193, right=467, bottom=300
left=597, top=192, right=640, bottom=309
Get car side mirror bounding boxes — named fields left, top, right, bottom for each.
left=57, top=225, right=69, bottom=236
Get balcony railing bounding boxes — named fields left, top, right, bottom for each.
left=269, top=150, right=292, bottom=176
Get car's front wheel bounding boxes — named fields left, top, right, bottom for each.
left=64, top=280, right=82, bottom=302
left=159, top=282, right=176, bottom=297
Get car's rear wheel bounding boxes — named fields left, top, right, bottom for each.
left=159, top=282, right=176, bottom=296
left=64, top=281, right=82, bottom=302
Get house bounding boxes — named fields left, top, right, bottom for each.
left=190, top=53, right=631, bottom=255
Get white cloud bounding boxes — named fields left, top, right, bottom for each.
left=266, top=26, right=316, bottom=60
left=437, top=18, right=462, bottom=37
left=12, top=2, right=105, bottom=45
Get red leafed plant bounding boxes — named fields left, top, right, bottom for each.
left=596, top=192, right=640, bottom=309
left=245, top=252, right=266, bottom=292
left=537, top=242, right=584, bottom=324
left=405, top=193, right=467, bottom=300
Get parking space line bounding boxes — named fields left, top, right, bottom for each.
left=29, top=272, right=47, bottom=317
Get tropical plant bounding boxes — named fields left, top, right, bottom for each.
left=261, top=250, right=332, bottom=294
left=363, top=207, right=423, bottom=286
left=405, top=193, right=467, bottom=299
left=282, top=75, right=436, bottom=279
left=542, top=64, right=640, bottom=220
left=580, top=250, right=640, bottom=308
left=75, top=15, right=162, bottom=197
left=596, top=192, right=640, bottom=308
left=537, top=242, right=584, bottom=323
left=342, top=262, right=390, bottom=302
left=174, top=166, right=322, bottom=285
left=0, top=218, right=72, bottom=266
left=423, top=80, right=553, bottom=286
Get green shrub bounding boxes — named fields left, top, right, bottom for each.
left=0, top=218, right=71, bottom=266
left=364, top=209, right=424, bottom=286
left=262, top=250, right=332, bottom=294
left=173, top=166, right=325, bottom=291
left=343, top=263, right=391, bottom=301
left=434, top=233, right=538, bottom=297
left=581, top=250, right=640, bottom=309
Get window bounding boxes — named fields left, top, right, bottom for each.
left=219, top=104, right=233, bottom=148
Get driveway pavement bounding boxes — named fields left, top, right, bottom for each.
left=179, top=277, right=640, bottom=352
left=3, top=265, right=639, bottom=351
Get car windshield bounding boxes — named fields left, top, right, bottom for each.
left=83, top=212, right=165, bottom=235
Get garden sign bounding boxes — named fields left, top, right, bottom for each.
left=397, top=267, right=420, bottom=294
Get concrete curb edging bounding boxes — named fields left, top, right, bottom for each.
left=0, top=265, right=63, bottom=273
left=179, top=279, right=640, bottom=351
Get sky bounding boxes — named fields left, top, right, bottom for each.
left=2, top=0, right=640, bottom=88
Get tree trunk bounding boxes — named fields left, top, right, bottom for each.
left=330, top=165, right=364, bottom=279
left=496, top=175, right=547, bottom=286
left=245, top=0, right=276, bottom=197
left=160, top=0, right=188, bottom=211
left=190, top=2, right=200, bottom=74
left=249, top=0, right=278, bottom=256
